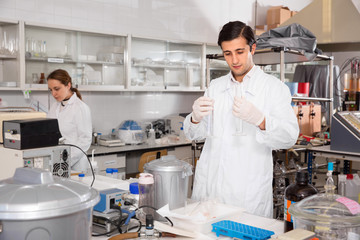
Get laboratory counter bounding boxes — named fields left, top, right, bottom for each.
left=87, top=141, right=193, bottom=156
left=86, top=140, right=199, bottom=176
left=91, top=211, right=284, bottom=240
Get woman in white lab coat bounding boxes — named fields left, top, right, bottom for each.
left=47, top=69, right=92, bottom=172
left=184, top=21, right=299, bottom=218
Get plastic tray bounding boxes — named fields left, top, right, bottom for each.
left=212, top=220, right=274, bottom=240
left=165, top=201, right=244, bottom=234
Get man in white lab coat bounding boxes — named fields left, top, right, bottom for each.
left=184, top=21, right=299, bottom=218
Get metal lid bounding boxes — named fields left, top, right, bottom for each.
left=0, top=168, right=100, bottom=220
left=144, top=155, right=193, bottom=177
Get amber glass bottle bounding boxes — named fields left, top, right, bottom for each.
left=284, top=171, right=318, bottom=232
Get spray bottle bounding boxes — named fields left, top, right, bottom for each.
left=179, top=121, right=186, bottom=142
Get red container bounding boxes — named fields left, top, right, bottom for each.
left=298, top=82, right=310, bottom=105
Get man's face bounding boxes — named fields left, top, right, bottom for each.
left=221, top=36, right=255, bottom=82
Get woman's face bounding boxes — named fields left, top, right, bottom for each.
left=48, top=79, right=72, bottom=102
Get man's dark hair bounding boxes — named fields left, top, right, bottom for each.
left=217, top=21, right=256, bottom=51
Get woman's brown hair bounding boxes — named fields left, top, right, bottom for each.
left=47, top=69, right=82, bottom=100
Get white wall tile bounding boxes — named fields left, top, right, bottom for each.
left=37, top=0, right=54, bottom=14
left=0, top=0, right=16, bottom=9
left=86, top=1, right=103, bottom=21
left=71, top=1, right=88, bottom=19
left=53, top=0, right=72, bottom=17
left=53, top=15, right=72, bottom=26
left=15, top=9, right=37, bottom=22
left=0, top=8, right=16, bottom=20
left=16, top=0, right=36, bottom=12
left=71, top=17, right=88, bottom=29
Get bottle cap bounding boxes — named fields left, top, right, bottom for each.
left=112, top=168, right=118, bottom=173
left=139, top=173, right=154, bottom=184
left=106, top=168, right=113, bottom=174
left=328, top=162, right=333, bottom=171
left=296, top=171, right=309, bottom=183
left=347, top=174, right=354, bottom=180
left=129, top=182, right=139, bottom=194
left=79, top=173, right=85, bottom=177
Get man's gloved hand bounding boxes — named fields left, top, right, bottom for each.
left=233, top=96, right=264, bottom=126
left=191, top=96, right=214, bottom=123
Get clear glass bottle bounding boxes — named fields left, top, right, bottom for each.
left=284, top=171, right=318, bottom=232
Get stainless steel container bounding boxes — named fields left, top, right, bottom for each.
left=0, top=168, right=100, bottom=240
left=144, top=155, right=193, bottom=211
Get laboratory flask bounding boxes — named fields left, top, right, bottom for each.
left=284, top=171, right=318, bottom=232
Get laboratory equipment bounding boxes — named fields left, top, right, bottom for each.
left=292, top=103, right=321, bottom=136
left=0, top=168, right=99, bottom=240
left=138, top=173, right=155, bottom=220
left=212, top=220, right=274, bottom=240
left=205, top=88, right=215, bottom=137
left=284, top=171, right=318, bottom=232
left=289, top=162, right=360, bottom=239
left=158, top=200, right=243, bottom=234
left=0, top=144, right=71, bottom=179
left=118, top=120, right=145, bottom=144
left=3, top=118, right=61, bottom=150
left=331, top=111, right=360, bottom=153
left=144, top=155, right=193, bottom=212
left=233, top=82, right=246, bottom=136
left=0, top=109, right=46, bottom=143
left=93, top=188, right=127, bottom=213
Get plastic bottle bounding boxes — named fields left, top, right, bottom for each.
left=123, top=182, right=140, bottom=209
left=78, top=173, right=85, bottom=182
left=338, top=174, right=347, bottom=196
left=345, top=174, right=358, bottom=201
left=112, top=168, right=118, bottom=179
left=138, top=173, right=155, bottom=222
left=106, top=168, right=113, bottom=177
left=179, top=121, right=186, bottom=142
left=147, top=128, right=156, bottom=145
left=284, top=171, right=318, bottom=232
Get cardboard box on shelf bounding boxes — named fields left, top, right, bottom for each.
left=254, top=25, right=267, bottom=36
left=268, top=23, right=280, bottom=30
left=255, top=28, right=266, bottom=36
left=267, top=6, right=291, bottom=26
left=291, top=11, right=298, bottom=17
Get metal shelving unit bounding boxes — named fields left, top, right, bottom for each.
left=206, top=47, right=335, bottom=125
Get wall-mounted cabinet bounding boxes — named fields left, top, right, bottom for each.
left=24, top=23, right=126, bottom=91
left=129, top=36, right=203, bottom=91
left=0, top=19, right=20, bottom=90
left=0, top=19, right=210, bottom=92
left=206, top=44, right=229, bottom=87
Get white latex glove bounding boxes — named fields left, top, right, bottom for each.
left=233, top=96, right=264, bottom=126
left=191, top=96, right=214, bottom=123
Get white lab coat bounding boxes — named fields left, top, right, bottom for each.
left=47, top=93, right=92, bottom=172
left=184, top=66, right=299, bottom=218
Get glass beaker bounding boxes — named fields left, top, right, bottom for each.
left=32, top=73, right=39, bottom=84
left=233, top=82, right=246, bottom=136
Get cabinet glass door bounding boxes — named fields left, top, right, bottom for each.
left=206, top=45, right=229, bottom=86
left=25, top=24, right=126, bottom=90
left=131, top=37, right=202, bottom=90
left=0, top=20, right=19, bottom=90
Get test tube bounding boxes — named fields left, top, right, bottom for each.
left=234, top=83, right=246, bottom=136
left=206, top=88, right=214, bottom=137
